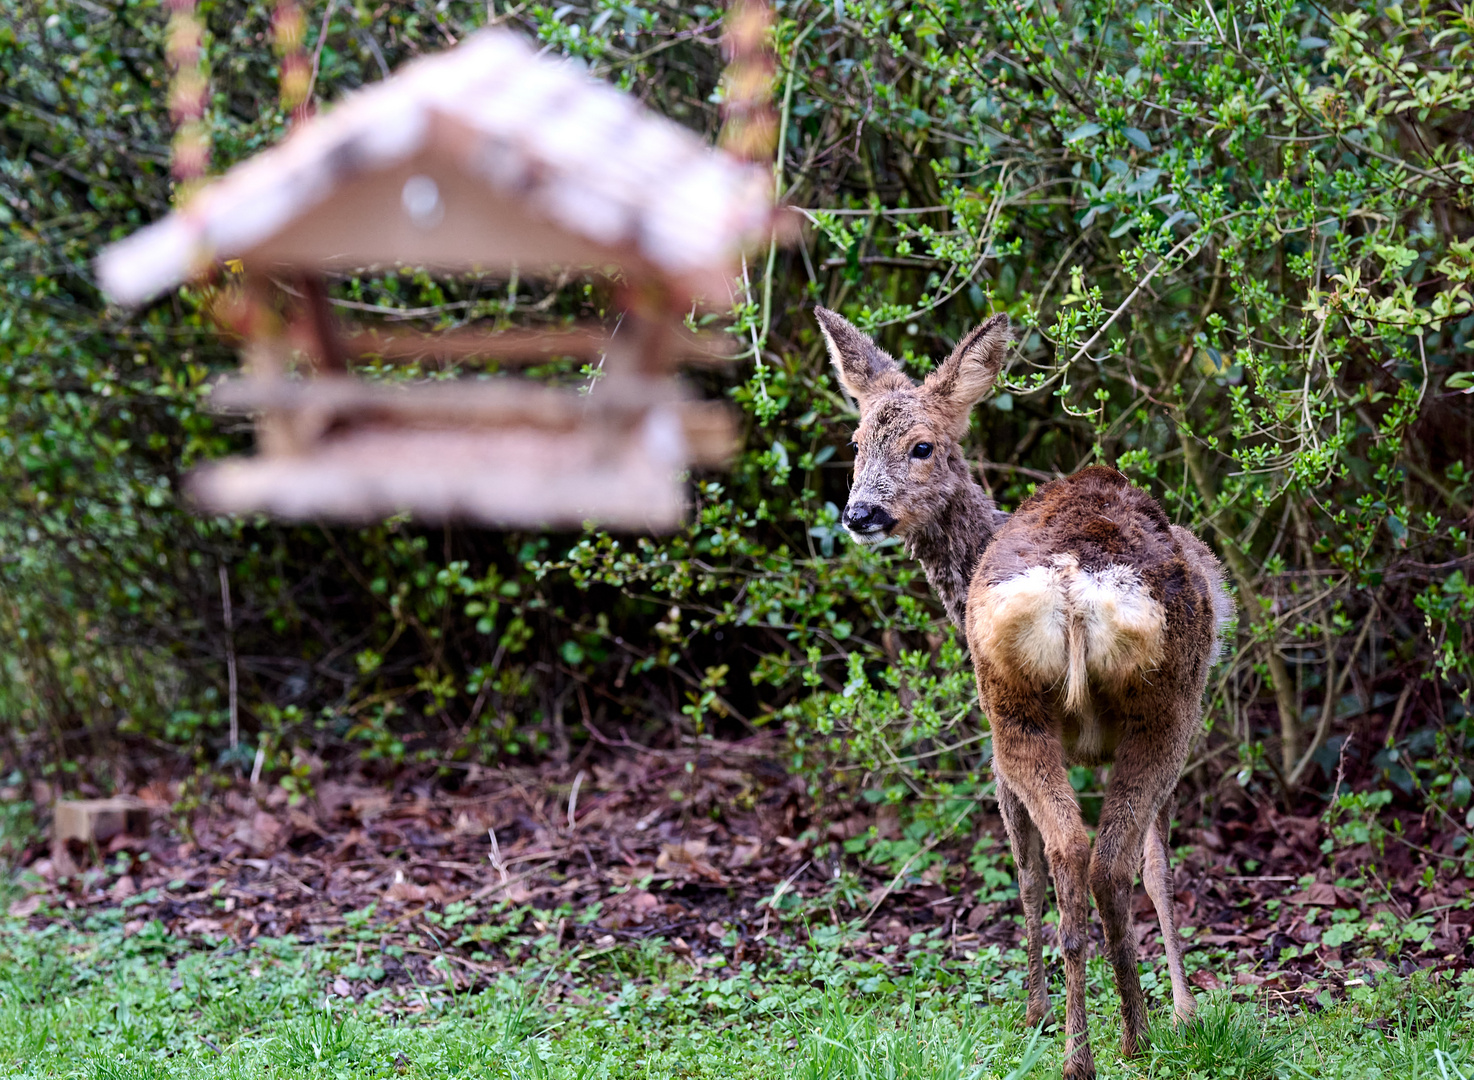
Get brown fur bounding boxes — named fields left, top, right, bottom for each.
left=817, top=307, right=1233, bottom=1080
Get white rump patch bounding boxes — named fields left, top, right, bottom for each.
left=1066, top=563, right=1167, bottom=683
left=972, top=557, right=1165, bottom=719
left=973, top=564, right=1072, bottom=683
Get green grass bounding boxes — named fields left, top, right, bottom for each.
left=0, top=910, right=1470, bottom=1080
left=1144, top=1003, right=1288, bottom=1079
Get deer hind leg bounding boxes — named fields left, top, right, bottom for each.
left=1089, top=728, right=1188, bottom=1060
left=992, top=719, right=1095, bottom=1080
left=1144, top=801, right=1197, bottom=1024
left=996, top=777, right=1050, bottom=1028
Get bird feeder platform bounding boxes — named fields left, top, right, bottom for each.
left=95, top=27, right=781, bottom=531
left=193, top=375, right=734, bottom=529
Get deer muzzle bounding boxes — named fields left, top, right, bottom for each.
left=842, top=500, right=897, bottom=542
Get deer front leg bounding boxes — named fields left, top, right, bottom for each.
left=1144, top=801, right=1197, bottom=1024
left=993, top=722, right=1096, bottom=1080
left=996, top=778, right=1050, bottom=1028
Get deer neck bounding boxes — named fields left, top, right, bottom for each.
left=904, top=464, right=999, bottom=637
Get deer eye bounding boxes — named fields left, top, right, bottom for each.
left=847, top=439, right=858, bottom=452
left=911, top=442, right=933, bottom=460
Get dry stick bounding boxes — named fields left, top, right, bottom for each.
left=466, top=864, right=556, bottom=902
left=270, top=864, right=316, bottom=897
left=1062, top=222, right=1234, bottom=369
left=859, top=801, right=975, bottom=929
left=486, top=827, right=510, bottom=888
left=566, top=770, right=585, bottom=832
left=1383, top=677, right=1417, bottom=749
left=859, top=850, right=927, bottom=931
left=219, top=564, right=238, bottom=752
left=1287, top=613, right=1375, bottom=788
left=755, top=858, right=812, bottom=940
left=1328, top=725, right=1352, bottom=808
left=399, top=945, right=497, bottom=976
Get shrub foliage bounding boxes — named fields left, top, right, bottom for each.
left=1, top=0, right=1471, bottom=845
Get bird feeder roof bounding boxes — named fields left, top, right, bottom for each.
left=96, top=29, right=776, bottom=306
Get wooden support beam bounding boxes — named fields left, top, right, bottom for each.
left=206, top=375, right=736, bottom=465
left=342, top=326, right=606, bottom=364
left=211, top=374, right=673, bottom=428
left=674, top=401, right=738, bottom=467
left=317, top=324, right=737, bottom=368
left=299, top=273, right=349, bottom=373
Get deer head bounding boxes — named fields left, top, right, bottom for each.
left=815, top=307, right=1011, bottom=545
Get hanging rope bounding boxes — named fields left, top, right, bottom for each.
left=165, top=0, right=210, bottom=201
left=718, top=0, right=777, bottom=164
left=273, top=0, right=313, bottom=128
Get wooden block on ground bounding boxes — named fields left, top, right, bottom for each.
left=52, top=797, right=150, bottom=847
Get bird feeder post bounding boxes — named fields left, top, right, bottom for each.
left=296, top=273, right=349, bottom=376
left=221, top=275, right=300, bottom=458
left=604, top=282, right=682, bottom=380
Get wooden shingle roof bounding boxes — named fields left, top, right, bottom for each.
left=97, top=29, right=776, bottom=305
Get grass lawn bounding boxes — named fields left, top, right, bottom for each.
left=1, top=907, right=1471, bottom=1080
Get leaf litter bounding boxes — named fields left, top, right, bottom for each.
left=7, top=735, right=1471, bottom=1011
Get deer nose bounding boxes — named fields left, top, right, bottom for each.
left=843, top=501, right=895, bottom=535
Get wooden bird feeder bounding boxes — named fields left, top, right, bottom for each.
left=96, top=28, right=780, bottom=531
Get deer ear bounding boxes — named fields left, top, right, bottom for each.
left=814, top=306, right=907, bottom=409
left=922, top=313, right=1011, bottom=439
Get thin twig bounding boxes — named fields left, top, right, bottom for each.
left=755, top=858, right=812, bottom=940
left=1062, top=219, right=1244, bottom=370
left=303, top=0, right=339, bottom=105
left=1287, top=613, right=1375, bottom=787
left=859, top=801, right=974, bottom=928
left=757, top=18, right=823, bottom=354
left=219, top=564, right=238, bottom=752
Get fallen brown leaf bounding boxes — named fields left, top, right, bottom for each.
left=1190, top=968, right=1224, bottom=990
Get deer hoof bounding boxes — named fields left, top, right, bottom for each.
left=1061, top=1051, right=1097, bottom=1080
left=1121, top=1028, right=1150, bottom=1059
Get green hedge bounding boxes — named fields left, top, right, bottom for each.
left=1, top=1, right=1471, bottom=834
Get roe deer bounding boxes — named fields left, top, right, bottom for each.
left=816, top=307, right=1233, bottom=1080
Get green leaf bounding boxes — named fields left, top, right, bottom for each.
left=1122, top=126, right=1152, bottom=151
left=1065, top=122, right=1103, bottom=142
left=1386, top=514, right=1408, bottom=547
